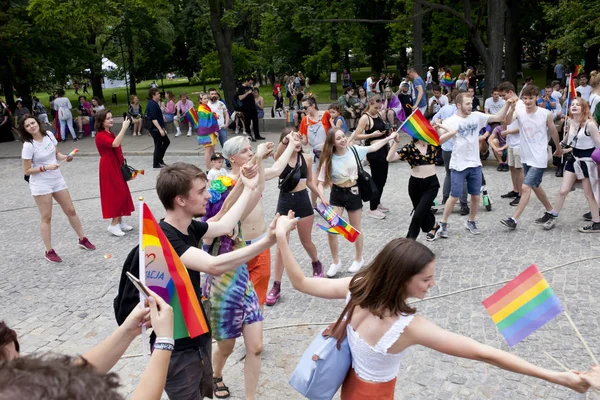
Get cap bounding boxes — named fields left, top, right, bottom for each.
left=428, top=66, right=434, bottom=70
left=211, top=152, right=225, bottom=161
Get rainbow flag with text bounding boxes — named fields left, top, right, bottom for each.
left=482, top=264, right=562, bottom=346
left=141, top=203, right=209, bottom=339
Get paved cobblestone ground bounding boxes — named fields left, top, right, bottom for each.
left=2, top=133, right=600, bottom=399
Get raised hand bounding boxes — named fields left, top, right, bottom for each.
left=555, top=371, right=590, bottom=393
left=240, top=163, right=259, bottom=189
left=276, top=210, right=299, bottom=237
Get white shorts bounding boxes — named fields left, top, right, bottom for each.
left=507, top=147, right=522, bottom=169
left=30, top=177, right=68, bottom=196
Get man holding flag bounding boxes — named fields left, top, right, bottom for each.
left=436, top=93, right=516, bottom=238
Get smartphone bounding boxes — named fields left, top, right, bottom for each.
left=126, top=271, right=151, bottom=299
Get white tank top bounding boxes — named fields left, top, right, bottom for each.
left=346, top=310, right=414, bottom=382
left=566, top=120, right=596, bottom=150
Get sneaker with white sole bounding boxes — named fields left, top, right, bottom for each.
left=438, top=222, right=449, bottom=238
left=465, top=220, right=480, bottom=235
left=175, top=131, right=182, bottom=137
left=108, top=224, right=125, bottom=237
left=366, top=209, right=386, bottom=219
left=78, top=237, right=96, bottom=250
left=543, top=217, right=556, bottom=230
left=45, top=249, right=62, bottom=263
left=348, top=258, right=365, bottom=273
left=579, top=222, right=600, bottom=233
left=187, top=131, right=192, bottom=137
left=377, top=204, right=390, bottom=213
left=120, top=221, right=134, bottom=232
left=326, top=262, right=341, bottom=278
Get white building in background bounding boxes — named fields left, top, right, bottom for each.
left=101, top=57, right=128, bottom=89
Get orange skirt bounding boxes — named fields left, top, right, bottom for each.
left=340, top=368, right=396, bottom=400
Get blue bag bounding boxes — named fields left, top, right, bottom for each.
left=289, top=323, right=351, bottom=400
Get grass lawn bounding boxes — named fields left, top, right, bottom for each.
left=32, top=66, right=546, bottom=118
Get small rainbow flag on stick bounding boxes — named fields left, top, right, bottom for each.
left=131, top=169, right=145, bottom=180
left=573, top=60, right=585, bottom=78
left=482, top=264, right=563, bottom=346
left=141, top=203, right=209, bottom=339
left=180, top=108, right=199, bottom=129
left=397, top=109, right=440, bottom=146
left=60, top=148, right=78, bottom=164
left=315, top=204, right=360, bottom=243
left=286, top=111, right=294, bottom=124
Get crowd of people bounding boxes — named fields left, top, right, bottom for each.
left=2, top=65, right=600, bottom=399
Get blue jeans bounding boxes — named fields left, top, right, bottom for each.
left=522, top=164, right=545, bottom=188
left=450, top=166, right=482, bottom=198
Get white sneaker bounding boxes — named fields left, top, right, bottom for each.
left=366, top=209, right=386, bottom=219
left=119, top=221, right=134, bottom=232
left=91, top=131, right=96, bottom=138
left=348, top=258, right=365, bottom=273
left=186, top=131, right=192, bottom=137
left=108, top=224, right=125, bottom=237
left=175, top=131, right=182, bottom=137
left=326, top=262, right=341, bottom=278
left=235, top=128, right=240, bottom=134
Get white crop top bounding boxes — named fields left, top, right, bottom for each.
left=346, top=310, right=414, bottom=383
left=566, top=120, right=596, bottom=150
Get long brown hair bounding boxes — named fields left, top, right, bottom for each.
left=17, top=115, right=46, bottom=143
left=317, top=128, right=342, bottom=187
left=331, top=238, right=435, bottom=335
left=94, top=109, right=111, bottom=132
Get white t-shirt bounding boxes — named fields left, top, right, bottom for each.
left=576, top=85, right=592, bottom=102
left=515, top=107, right=551, bottom=168
left=589, top=93, right=600, bottom=114
left=21, top=133, right=63, bottom=185
left=505, top=100, right=525, bottom=148
left=318, top=146, right=368, bottom=185
left=208, top=100, right=228, bottom=128
left=428, top=95, right=448, bottom=114
left=207, top=168, right=228, bottom=181
left=551, top=90, right=562, bottom=104
left=53, top=97, right=72, bottom=118
left=426, top=71, right=433, bottom=84
left=484, top=97, right=505, bottom=115
left=445, top=112, right=491, bottom=171
left=365, top=78, right=373, bottom=94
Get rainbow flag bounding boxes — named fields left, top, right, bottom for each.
left=286, top=111, right=294, bottom=124
left=482, top=264, right=563, bottom=346
left=131, top=169, right=145, bottom=180
left=566, top=74, right=576, bottom=111
left=573, top=60, right=585, bottom=78
left=398, top=109, right=440, bottom=146
left=141, top=203, right=209, bottom=339
left=180, top=108, right=199, bottom=129
left=441, top=72, right=455, bottom=86
left=197, top=104, right=219, bottom=136
left=315, top=204, right=360, bottom=243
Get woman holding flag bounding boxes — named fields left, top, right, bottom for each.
left=387, top=110, right=456, bottom=240
left=197, top=92, right=220, bottom=170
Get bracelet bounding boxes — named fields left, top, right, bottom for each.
left=153, top=342, right=174, bottom=352
left=154, top=336, right=175, bottom=346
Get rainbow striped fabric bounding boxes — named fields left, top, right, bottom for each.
left=482, top=264, right=563, bottom=346
left=180, top=108, right=199, bottom=129
left=567, top=74, right=577, bottom=111
left=399, top=109, right=440, bottom=146
left=286, top=111, right=294, bottom=124
left=141, top=203, right=209, bottom=339
left=441, top=72, right=455, bottom=86
left=197, top=104, right=219, bottom=136
left=573, top=60, right=585, bottom=78
left=315, top=204, right=360, bottom=243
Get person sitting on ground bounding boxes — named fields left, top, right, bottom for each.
left=274, top=215, right=590, bottom=399
left=338, top=86, right=357, bottom=130
left=128, top=95, right=144, bottom=136
left=0, top=289, right=174, bottom=400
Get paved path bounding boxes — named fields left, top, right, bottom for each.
left=2, top=131, right=599, bottom=399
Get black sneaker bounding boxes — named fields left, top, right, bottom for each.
left=579, top=222, right=600, bottom=233
left=500, top=218, right=517, bottom=230
left=535, top=212, right=554, bottom=224
left=555, top=169, right=563, bottom=177
left=501, top=190, right=519, bottom=199
left=497, top=164, right=504, bottom=171
left=582, top=209, right=600, bottom=221
left=460, top=204, right=470, bottom=216
left=509, top=196, right=520, bottom=206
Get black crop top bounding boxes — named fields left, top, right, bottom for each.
left=397, top=142, right=437, bottom=168
left=278, top=153, right=307, bottom=192
left=364, top=113, right=387, bottom=146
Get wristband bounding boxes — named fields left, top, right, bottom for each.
left=153, top=342, right=174, bottom=352
left=39, top=166, right=43, bottom=172
left=154, top=336, right=175, bottom=346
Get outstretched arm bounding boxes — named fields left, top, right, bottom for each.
left=367, top=132, right=397, bottom=153
left=276, top=212, right=350, bottom=299
left=489, top=98, right=516, bottom=124
left=405, top=316, right=588, bottom=393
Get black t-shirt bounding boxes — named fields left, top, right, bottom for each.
left=472, top=96, right=481, bottom=112
left=159, top=219, right=212, bottom=351
left=398, top=93, right=413, bottom=118
left=237, top=85, right=255, bottom=110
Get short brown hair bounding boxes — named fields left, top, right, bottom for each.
left=521, top=85, right=539, bottom=98
left=455, top=92, right=470, bottom=106
left=148, top=88, right=159, bottom=98
left=156, top=162, right=207, bottom=210
left=328, top=103, right=342, bottom=113
left=0, top=321, right=19, bottom=361
left=498, top=81, right=516, bottom=93
left=0, top=355, right=123, bottom=400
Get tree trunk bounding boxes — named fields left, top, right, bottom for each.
left=413, top=1, right=423, bottom=76
left=584, top=44, right=599, bottom=73
left=127, top=44, right=137, bottom=96
left=208, top=0, right=235, bottom=113
left=88, top=32, right=104, bottom=101
left=504, top=0, right=520, bottom=87
left=13, top=57, right=32, bottom=110
left=485, top=0, right=505, bottom=99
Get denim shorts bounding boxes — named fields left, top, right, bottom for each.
left=450, top=166, right=482, bottom=198
left=522, top=163, right=545, bottom=188
left=164, top=113, right=175, bottom=123
left=330, top=184, right=363, bottom=211
left=276, top=189, right=314, bottom=219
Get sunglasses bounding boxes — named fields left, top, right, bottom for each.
left=302, top=106, right=310, bottom=110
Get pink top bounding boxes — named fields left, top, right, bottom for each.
left=164, top=100, right=176, bottom=114
left=175, top=99, right=194, bottom=114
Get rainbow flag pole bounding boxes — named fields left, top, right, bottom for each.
left=395, top=109, right=440, bottom=146
left=138, top=197, right=149, bottom=363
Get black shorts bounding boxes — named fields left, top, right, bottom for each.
left=330, top=184, right=363, bottom=212
left=276, top=189, right=314, bottom=219
left=564, top=147, right=594, bottom=177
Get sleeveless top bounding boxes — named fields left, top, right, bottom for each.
left=364, top=113, right=387, bottom=146
left=566, top=120, right=596, bottom=150
left=346, top=294, right=415, bottom=383
left=278, top=153, right=307, bottom=192
left=280, top=153, right=308, bottom=181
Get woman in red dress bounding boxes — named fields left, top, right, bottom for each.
left=94, top=110, right=134, bottom=237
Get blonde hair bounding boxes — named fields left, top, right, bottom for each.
left=458, top=73, right=466, bottom=80
left=590, top=71, right=600, bottom=88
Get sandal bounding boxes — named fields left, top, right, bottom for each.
left=426, top=224, right=440, bottom=242
left=213, top=376, right=230, bottom=399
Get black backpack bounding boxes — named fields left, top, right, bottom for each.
left=113, top=245, right=141, bottom=325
